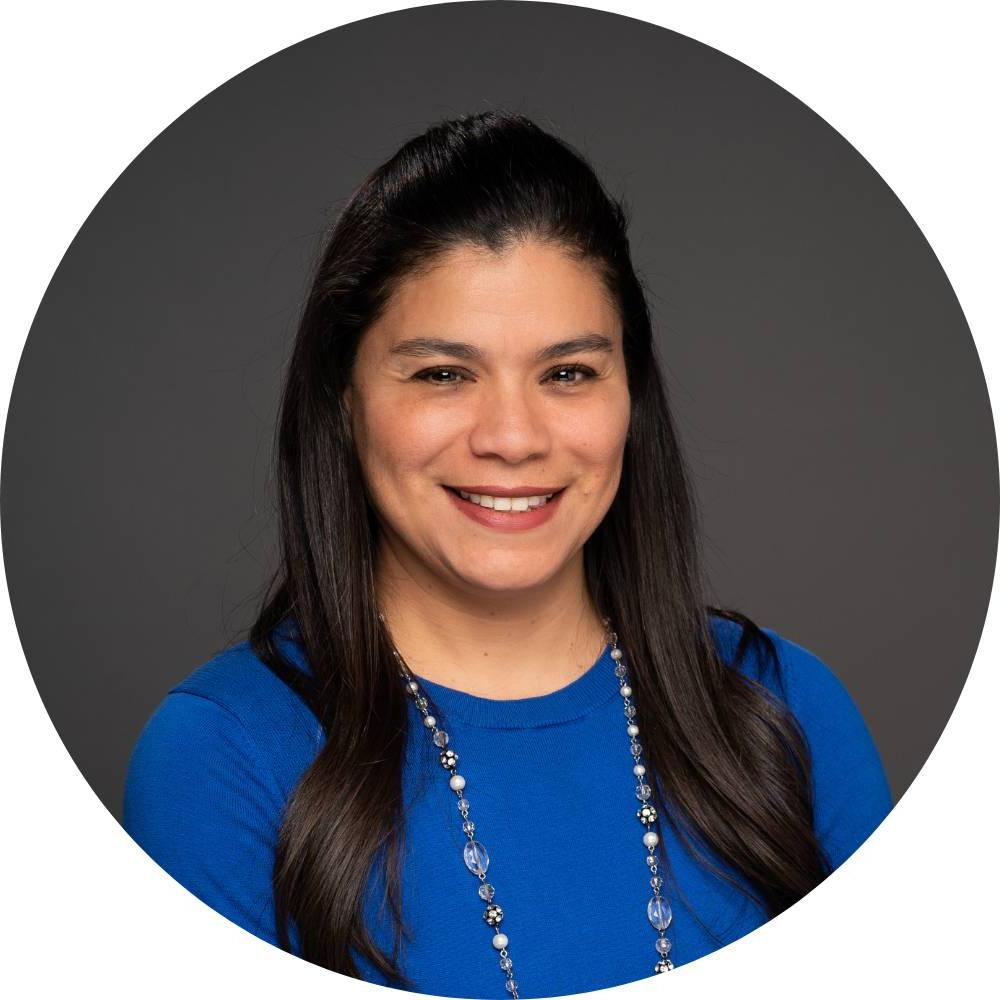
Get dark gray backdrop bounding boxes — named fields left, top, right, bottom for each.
left=2, top=1, right=995, bottom=820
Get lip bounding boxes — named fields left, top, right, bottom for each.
left=447, top=485, right=566, bottom=497
left=443, top=484, right=565, bottom=531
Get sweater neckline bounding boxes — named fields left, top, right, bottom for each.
left=411, top=643, right=619, bottom=729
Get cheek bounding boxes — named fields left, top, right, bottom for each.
left=565, top=398, right=630, bottom=465
left=360, top=398, right=455, bottom=485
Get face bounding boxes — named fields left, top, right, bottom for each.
left=344, top=238, right=631, bottom=597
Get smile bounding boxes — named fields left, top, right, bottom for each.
left=442, top=485, right=567, bottom=531
left=453, top=489, right=555, bottom=511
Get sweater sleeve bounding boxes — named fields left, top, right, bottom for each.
left=764, top=630, right=894, bottom=872
left=122, top=690, right=292, bottom=950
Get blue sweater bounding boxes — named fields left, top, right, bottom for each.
left=123, top=616, right=892, bottom=997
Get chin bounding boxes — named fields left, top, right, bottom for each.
left=453, top=561, right=563, bottom=594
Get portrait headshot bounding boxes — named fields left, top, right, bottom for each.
left=121, top=108, right=896, bottom=996
left=1, top=3, right=995, bottom=1000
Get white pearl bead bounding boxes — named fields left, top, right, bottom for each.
left=611, top=648, right=623, bottom=660
left=407, top=681, right=419, bottom=692
left=633, top=764, right=646, bottom=776
left=492, top=933, right=508, bottom=950
left=620, top=685, right=632, bottom=697
left=627, top=724, right=639, bottom=737
left=449, top=774, right=466, bottom=791
left=643, top=831, right=659, bottom=848
left=423, top=715, right=436, bottom=728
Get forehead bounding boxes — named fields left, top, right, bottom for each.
left=366, top=240, right=621, bottom=354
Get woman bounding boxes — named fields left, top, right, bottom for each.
left=123, top=110, right=892, bottom=999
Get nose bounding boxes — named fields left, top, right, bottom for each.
left=466, top=375, right=552, bottom=463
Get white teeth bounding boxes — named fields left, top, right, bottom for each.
left=457, top=489, right=555, bottom=511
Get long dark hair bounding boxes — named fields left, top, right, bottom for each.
left=247, top=109, right=831, bottom=986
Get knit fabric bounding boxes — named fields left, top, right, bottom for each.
left=123, top=615, right=892, bottom=997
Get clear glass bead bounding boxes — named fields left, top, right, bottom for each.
left=631, top=742, right=643, bottom=757
left=505, top=980, right=517, bottom=994
left=650, top=876, right=663, bottom=890
left=624, top=704, right=637, bottom=719
left=433, top=730, right=449, bottom=747
left=463, top=840, right=490, bottom=876
left=636, top=783, right=652, bottom=800
left=656, top=937, right=672, bottom=956
left=463, top=820, right=476, bottom=835
left=415, top=696, right=428, bottom=711
left=614, top=663, right=627, bottom=678
left=499, top=956, right=513, bottom=971
left=457, top=798, right=470, bottom=811
left=647, top=896, right=673, bottom=931
left=479, top=882, right=495, bottom=901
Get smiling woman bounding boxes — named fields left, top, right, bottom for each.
left=343, top=239, right=631, bottom=678
left=122, top=110, right=892, bottom=998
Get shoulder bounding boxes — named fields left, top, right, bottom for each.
left=169, top=627, right=321, bottom=762
left=124, top=623, right=323, bottom=835
left=122, top=624, right=318, bottom=950
left=710, top=612, right=864, bottom=726
left=710, top=612, right=894, bottom=868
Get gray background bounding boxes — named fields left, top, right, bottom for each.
left=1, top=1, right=995, bottom=819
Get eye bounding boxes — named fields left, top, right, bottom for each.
left=546, top=363, right=597, bottom=386
left=412, top=367, right=470, bottom=386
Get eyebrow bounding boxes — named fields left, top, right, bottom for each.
left=388, top=332, right=615, bottom=362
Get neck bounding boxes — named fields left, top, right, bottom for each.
left=375, top=543, right=608, bottom=700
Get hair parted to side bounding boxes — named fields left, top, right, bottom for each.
left=247, top=109, right=831, bottom=985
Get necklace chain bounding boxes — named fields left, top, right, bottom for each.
left=382, top=614, right=675, bottom=996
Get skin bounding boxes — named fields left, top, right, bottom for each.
left=343, top=238, right=631, bottom=698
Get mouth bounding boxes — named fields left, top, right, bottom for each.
left=443, top=485, right=567, bottom=512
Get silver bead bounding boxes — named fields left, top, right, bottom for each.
left=484, top=903, right=504, bottom=927
left=654, top=959, right=674, bottom=973
left=439, top=748, right=459, bottom=770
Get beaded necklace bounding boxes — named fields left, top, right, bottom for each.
left=382, top=614, right=675, bottom=997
